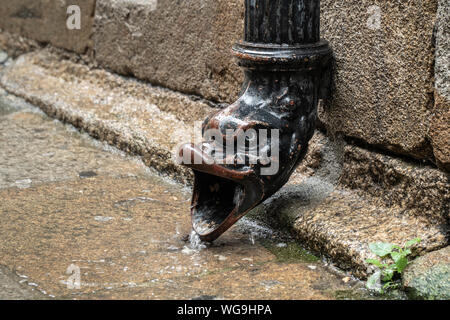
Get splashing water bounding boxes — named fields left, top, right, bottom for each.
left=182, top=230, right=207, bottom=254
left=189, top=230, right=207, bottom=251
left=249, top=232, right=255, bottom=245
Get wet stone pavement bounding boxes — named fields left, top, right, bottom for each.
left=0, top=92, right=375, bottom=300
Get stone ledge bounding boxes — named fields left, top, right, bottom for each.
left=250, top=181, right=447, bottom=278
left=0, top=50, right=214, bottom=185
left=0, top=30, right=42, bottom=59
left=1, top=50, right=447, bottom=277
left=340, top=144, right=449, bottom=227
left=94, top=0, right=243, bottom=104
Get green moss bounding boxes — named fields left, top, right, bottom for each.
left=334, top=288, right=407, bottom=300
left=263, top=241, right=319, bottom=263
left=334, top=289, right=369, bottom=300
left=405, top=265, right=450, bottom=300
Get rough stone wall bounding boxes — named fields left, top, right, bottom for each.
left=94, top=0, right=244, bottom=104
left=0, top=0, right=448, bottom=172
left=319, top=0, right=437, bottom=162
left=0, top=0, right=96, bottom=54
left=431, top=0, right=450, bottom=171
left=93, top=0, right=446, bottom=169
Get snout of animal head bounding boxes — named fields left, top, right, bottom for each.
left=179, top=143, right=265, bottom=242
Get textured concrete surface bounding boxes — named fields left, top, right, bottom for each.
left=0, top=0, right=96, bottom=54
left=0, top=96, right=373, bottom=300
left=0, top=91, right=151, bottom=189
left=1, top=51, right=447, bottom=278
left=252, top=132, right=448, bottom=278
left=403, top=246, right=450, bottom=300
left=92, top=0, right=442, bottom=164
left=274, top=131, right=449, bottom=234
left=432, top=94, right=450, bottom=172
left=431, top=0, right=450, bottom=171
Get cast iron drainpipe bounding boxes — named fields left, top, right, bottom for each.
left=180, top=0, right=332, bottom=242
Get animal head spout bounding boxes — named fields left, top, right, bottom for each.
left=180, top=0, right=332, bottom=241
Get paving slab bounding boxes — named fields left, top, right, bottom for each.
left=0, top=93, right=374, bottom=300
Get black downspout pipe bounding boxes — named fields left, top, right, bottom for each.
left=180, top=0, right=332, bottom=242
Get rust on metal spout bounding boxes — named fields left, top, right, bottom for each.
left=180, top=0, right=333, bottom=242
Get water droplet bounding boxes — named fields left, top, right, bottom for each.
left=181, top=230, right=207, bottom=255
left=249, top=233, right=255, bottom=245
left=94, top=216, right=114, bottom=222
left=188, top=230, right=206, bottom=251
left=15, top=179, right=32, bottom=189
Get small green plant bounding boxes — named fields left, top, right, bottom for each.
left=365, top=238, right=421, bottom=293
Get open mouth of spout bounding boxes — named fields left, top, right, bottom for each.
left=192, top=172, right=245, bottom=239
left=180, top=143, right=264, bottom=241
